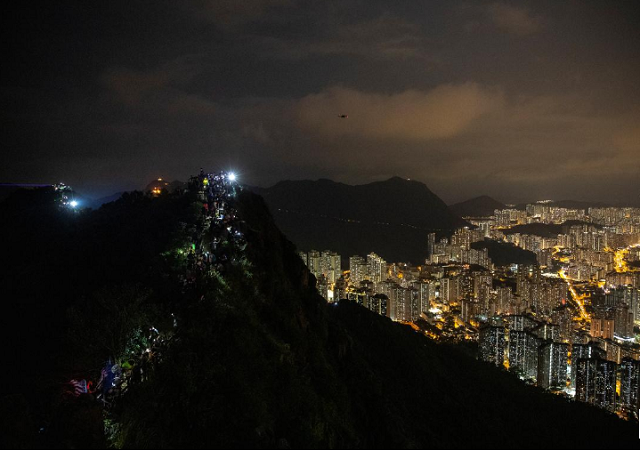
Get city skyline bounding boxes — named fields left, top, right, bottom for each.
left=2, top=1, right=640, bottom=204
left=297, top=198, right=640, bottom=420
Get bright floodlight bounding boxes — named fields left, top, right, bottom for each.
left=69, top=200, right=79, bottom=208
left=228, top=172, right=237, bottom=182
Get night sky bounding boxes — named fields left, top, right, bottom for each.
left=2, top=0, right=640, bottom=204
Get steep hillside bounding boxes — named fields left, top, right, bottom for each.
left=251, top=177, right=467, bottom=263
left=449, top=195, right=506, bottom=217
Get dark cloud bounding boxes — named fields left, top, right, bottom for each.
left=101, top=65, right=216, bottom=116
left=248, top=14, right=433, bottom=61
left=486, top=3, right=543, bottom=36
left=186, top=0, right=292, bottom=29
left=1, top=0, right=639, bottom=205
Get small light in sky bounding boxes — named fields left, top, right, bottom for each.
left=228, top=172, right=237, bottom=182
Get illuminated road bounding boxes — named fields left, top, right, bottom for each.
left=612, top=245, right=640, bottom=273
left=552, top=246, right=589, bottom=321
left=614, top=248, right=629, bottom=272
left=557, top=268, right=589, bottom=321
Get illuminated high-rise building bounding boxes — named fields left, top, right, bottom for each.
left=367, top=293, right=389, bottom=318
left=479, top=324, right=506, bottom=367
left=440, top=278, right=451, bottom=303
left=367, top=252, right=387, bottom=283
left=349, top=255, right=369, bottom=285
left=307, top=250, right=322, bottom=276
left=410, top=288, right=420, bottom=322
left=413, top=280, right=436, bottom=315
left=537, top=341, right=568, bottom=390
left=506, top=315, right=538, bottom=332
left=590, top=316, right=614, bottom=340
left=300, top=250, right=341, bottom=284
left=472, top=272, right=492, bottom=298
left=534, top=323, right=560, bottom=342
left=621, top=286, right=640, bottom=323
left=460, top=298, right=479, bottom=323
left=575, top=358, right=617, bottom=412
left=551, top=306, right=573, bottom=342
left=508, top=330, right=540, bottom=380
left=451, top=227, right=472, bottom=250
left=495, top=286, right=512, bottom=315
left=323, top=251, right=342, bottom=284
left=391, top=286, right=412, bottom=322
left=570, top=342, right=605, bottom=389
left=427, top=232, right=436, bottom=262
left=613, top=302, right=634, bottom=338
left=619, top=358, right=640, bottom=413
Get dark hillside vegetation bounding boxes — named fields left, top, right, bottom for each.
left=1, top=187, right=637, bottom=449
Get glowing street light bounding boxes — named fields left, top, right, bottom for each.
left=69, top=200, right=79, bottom=208
left=228, top=172, right=237, bottom=182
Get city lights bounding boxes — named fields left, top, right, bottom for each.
left=300, top=199, right=640, bottom=420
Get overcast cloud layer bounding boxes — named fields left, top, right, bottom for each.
left=2, top=0, right=639, bottom=204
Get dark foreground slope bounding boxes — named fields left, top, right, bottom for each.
left=251, top=177, right=467, bottom=263
left=1, top=187, right=637, bottom=449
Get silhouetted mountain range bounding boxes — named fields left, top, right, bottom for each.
left=250, top=177, right=468, bottom=263
left=449, top=195, right=506, bottom=217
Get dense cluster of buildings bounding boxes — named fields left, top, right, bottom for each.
left=481, top=204, right=640, bottom=281
left=427, top=228, right=492, bottom=267
left=299, top=201, right=640, bottom=420
left=478, top=202, right=640, bottom=418
left=478, top=315, right=640, bottom=414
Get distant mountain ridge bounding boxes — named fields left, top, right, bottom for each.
left=449, top=195, right=506, bottom=217
left=250, top=177, right=468, bottom=263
